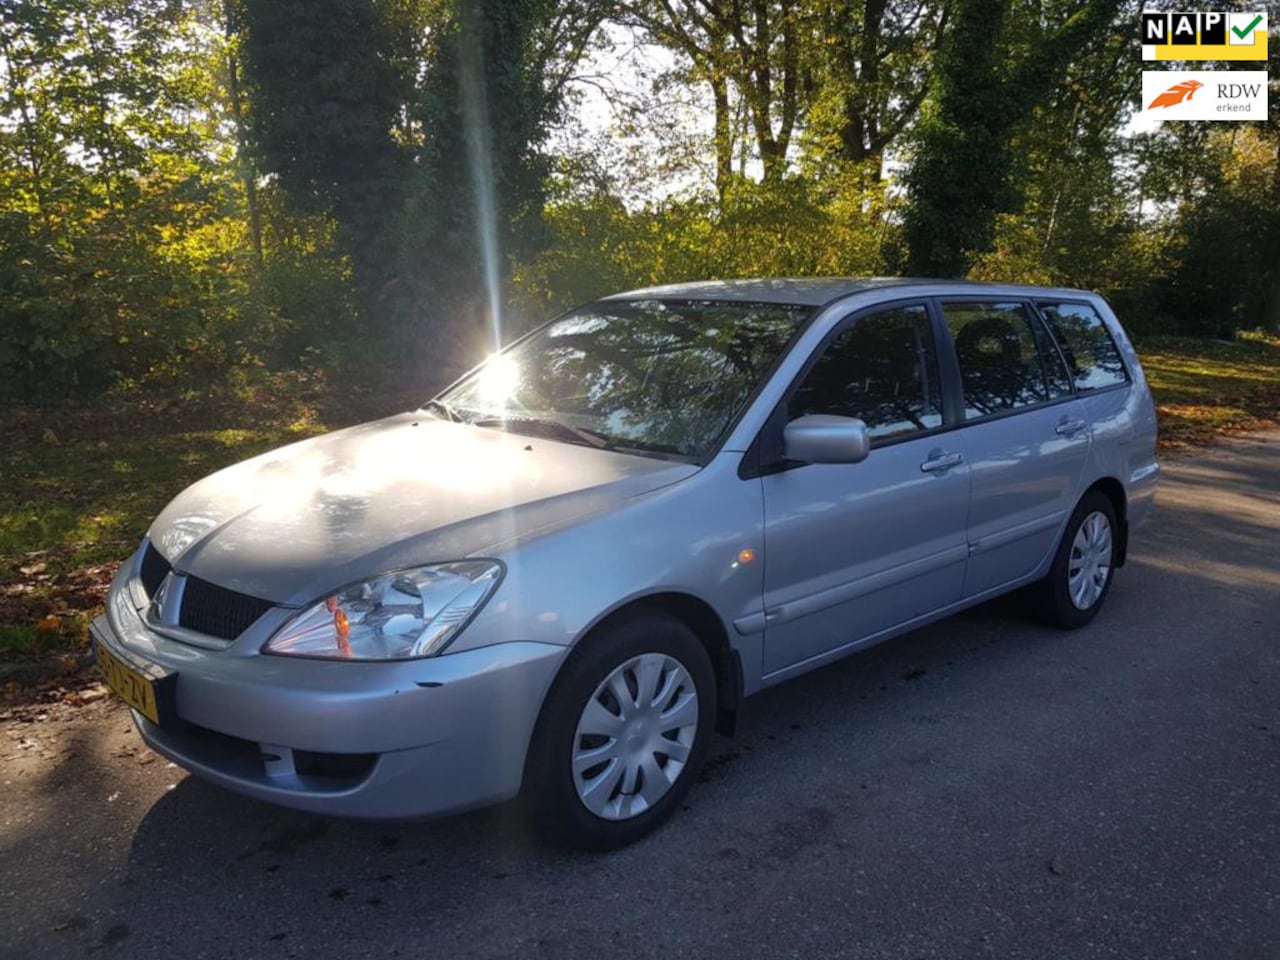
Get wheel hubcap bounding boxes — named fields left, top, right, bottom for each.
left=1067, top=511, right=1113, bottom=611
left=572, top=653, right=698, bottom=821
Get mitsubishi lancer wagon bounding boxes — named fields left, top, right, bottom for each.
left=93, top=278, right=1160, bottom=849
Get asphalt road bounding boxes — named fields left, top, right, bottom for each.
left=2, top=433, right=1277, bottom=960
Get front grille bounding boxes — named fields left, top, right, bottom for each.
left=294, top=749, right=377, bottom=780
left=178, top=576, right=275, bottom=640
left=139, top=543, right=171, bottom=598
left=141, top=716, right=377, bottom=790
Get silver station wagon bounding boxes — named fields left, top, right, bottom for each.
left=93, top=279, right=1160, bottom=849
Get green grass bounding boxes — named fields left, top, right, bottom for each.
left=0, top=427, right=308, bottom=563
left=0, top=623, right=43, bottom=655
left=0, top=425, right=326, bottom=661
left=1137, top=330, right=1280, bottom=445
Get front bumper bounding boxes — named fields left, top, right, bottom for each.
left=94, top=566, right=568, bottom=819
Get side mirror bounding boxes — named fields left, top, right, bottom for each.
left=783, top=414, right=870, bottom=464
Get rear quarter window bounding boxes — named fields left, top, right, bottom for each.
left=1037, top=302, right=1130, bottom=392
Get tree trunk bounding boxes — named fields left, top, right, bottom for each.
left=712, top=74, right=732, bottom=200
left=859, top=0, right=884, bottom=134
left=79, top=13, right=121, bottom=208
left=0, top=29, right=51, bottom=237
left=224, top=1, right=264, bottom=269
left=759, top=138, right=785, bottom=183
left=1263, top=276, right=1280, bottom=333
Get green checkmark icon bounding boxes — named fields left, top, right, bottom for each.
left=1232, top=14, right=1262, bottom=39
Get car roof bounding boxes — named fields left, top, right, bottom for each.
left=600, top=277, right=1096, bottom=308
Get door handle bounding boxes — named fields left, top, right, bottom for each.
left=920, top=452, right=964, bottom=473
left=1055, top=417, right=1088, bottom=437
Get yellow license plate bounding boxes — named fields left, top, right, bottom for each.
left=97, top=639, right=163, bottom=724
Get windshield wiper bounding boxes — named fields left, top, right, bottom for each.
left=422, top=399, right=464, bottom=422
left=472, top=416, right=611, bottom=450
left=605, top=438, right=689, bottom=459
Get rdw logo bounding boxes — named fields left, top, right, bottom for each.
left=1140, top=70, right=1269, bottom=121
left=1148, top=79, right=1203, bottom=109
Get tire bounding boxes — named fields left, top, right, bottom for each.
left=523, top=611, right=716, bottom=851
left=1032, top=490, right=1118, bottom=629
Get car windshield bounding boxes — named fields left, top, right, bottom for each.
left=434, top=298, right=811, bottom=460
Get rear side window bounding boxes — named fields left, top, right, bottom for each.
left=790, top=303, right=944, bottom=442
left=942, top=301, right=1072, bottom=420
left=1037, top=302, right=1130, bottom=391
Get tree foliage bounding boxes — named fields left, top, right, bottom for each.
left=235, top=0, right=597, bottom=366
left=1, top=0, right=229, bottom=401
left=1, top=0, right=1277, bottom=410
left=236, top=0, right=410, bottom=334
left=805, top=0, right=947, bottom=178
left=901, top=0, right=1123, bottom=276
left=0, top=0, right=358, bottom=403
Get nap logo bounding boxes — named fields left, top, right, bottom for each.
left=1140, top=70, right=1269, bottom=120
left=1141, top=10, right=1268, bottom=60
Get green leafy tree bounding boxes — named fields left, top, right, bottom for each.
left=238, top=0, right=607, bottom=370
left=237, top=0, right=411, bottom=331
left=621, top=0, right=820, bottom=191
left=0, top=0, right=236, bottom=401
left=1134, top=125, right=1280, bottom=336
left=902, top=0, right=1123, bottom=277
left=804, top=0, right=948, bottom=182
left=402, top=0, right=562, bottom=337
left=970, top=6, right=1138, bottom=289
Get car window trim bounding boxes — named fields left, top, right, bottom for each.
left=924, top=391, right=1085, bottom=431
left=926, top=297, right=967, bottom=426
left=1025, top=306, right=1076, bottom=400
left=1070, top=380, right=1132, bottom=399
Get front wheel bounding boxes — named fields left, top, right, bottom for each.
left=1032, top=490, right=1118, bottom=629
left=523, top=611, right=715, bottom=850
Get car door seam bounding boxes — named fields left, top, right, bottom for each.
left=749, top=543, right=969, bottom=629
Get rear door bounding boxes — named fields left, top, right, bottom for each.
left=759, top=301, right=970, bottom=677
left=936, top=299, right=1090, bottom=598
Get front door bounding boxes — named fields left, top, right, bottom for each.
left=760, top=302, right=970, bottom=677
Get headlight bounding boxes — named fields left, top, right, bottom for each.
left=264, top=561, right=503, bottom=660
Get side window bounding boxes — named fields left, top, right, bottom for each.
left=1037, top=302, right=1130, bottom=391
left=789, top=304, right=944, bottom=442
left=942, top=301, right=1070, bottom=420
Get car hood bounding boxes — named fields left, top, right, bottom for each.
left=147, top=412, right=698, bottom=606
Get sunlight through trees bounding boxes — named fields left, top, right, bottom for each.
left=1, top=0, right=1277, bottom=405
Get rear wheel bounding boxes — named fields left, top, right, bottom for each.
left=1032, top=490, right=1118, bottom=629
left=523, top=611, right=715, bottom=850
